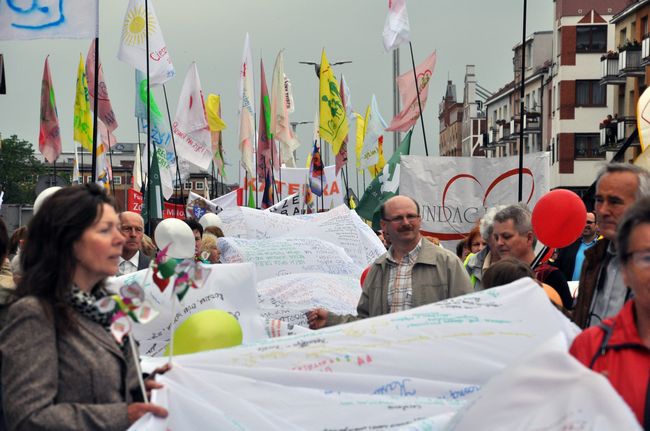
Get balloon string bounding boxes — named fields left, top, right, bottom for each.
left=168, top=296, right=175, bottom=366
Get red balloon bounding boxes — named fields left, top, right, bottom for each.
left=532, top=189, right=586, bottom=248
left=359, top=266, right=371, bottom=288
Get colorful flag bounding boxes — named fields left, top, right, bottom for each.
left=86, top=40, right=118, bottom=132
left=0, top=54, right=6, bottom=94
left=172, top=62, right=212, bottom=170
left=73, top=54, right=93, bottom=153
left=206, top=93, right=228, bottom=179
left=319, top=49, right=348, bottom=155
left=354, top=112, right=365, bottom=169
left=247, top=183, right=256, bottom=209
left=356, top=130, right=412, bottom=228
left=309, top=141, right=327, bottom=197
left=271, top=50, right=299, bottom=166
left=261, top=169, right=274, bottom=209
left=335, top=75, right=350, bottom=176
left=135, top=70, right=176, bottom=199
left=142, top=145, right=164, bottom=221
left=382, top=0, right=410, bottom=52
left=0, top=0, right=98, bottom=40
left=238, top=33, right=256, bottom=177
left=117, top=0, right=174, bottom=85
left=368, top=136, right=387, bottom=178
left=301, top=174, right=315, bottom=214
left=257, top=59, right=277, bottom=179
left=386, top=50, right=437, bottom=132
left=359, top=95, right=386, bottom=170
left=39, top=56, right=61, bottom=164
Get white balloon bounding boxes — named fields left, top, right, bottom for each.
left=33, top=187, right=62, bottom=215
left=198, top=213, right=223, bottom=229
left=154, top=219, right=195, bottom=259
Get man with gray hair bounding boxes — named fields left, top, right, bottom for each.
left=116, top=211, right=150, bottom=276
left=492, top=203, right=572, bottom=309
left=465, top=205, right=505, bottom=290
left=573, top=163, right=650, bottom=328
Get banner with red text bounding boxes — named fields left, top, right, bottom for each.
left=128, top=189, right=185, bottom=219
left=400, top=153, right=550, bottom=241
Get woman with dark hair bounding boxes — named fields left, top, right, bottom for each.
left=0, top=184, right=167, bottom=430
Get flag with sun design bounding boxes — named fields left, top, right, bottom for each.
left=117, top=0, right=174, bottom=85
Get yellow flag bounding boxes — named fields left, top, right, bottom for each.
left=319, top=49, right=348, bottom=154
left=368, top=136, right=386, bottom=178
left=206, top=94, right=228, bottom=132
left=634, top=146, right=650, bottom=170
left=354, top=112, right=366, bottom=169
left=73, top=54, right=93, bottom=152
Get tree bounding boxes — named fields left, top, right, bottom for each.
left=0, top=135, right=46, bottom=204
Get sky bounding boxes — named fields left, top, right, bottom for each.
left=0, top=0, right=553, bottom=189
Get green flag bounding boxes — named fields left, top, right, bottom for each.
left=355, top=129, right=412, bottom=229
left=142, top=148, right=165, bottom=222
left=247, top=183, right=256, bottom=208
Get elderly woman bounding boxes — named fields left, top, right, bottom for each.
left=569, top=197, right=650, bottom=428
left=0, top=184, right=167, bottom=430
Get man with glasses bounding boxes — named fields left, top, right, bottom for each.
left=573, top=163, right=650, bottom=328
left=555, top=211, right=598, bottom=282
left=116, top=211, right=150, bottom=276
left=308, top=195, right=472, bottom=328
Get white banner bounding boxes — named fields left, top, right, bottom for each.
left=0, top=0, right=98, bottom=40
left=240, top=164, right=343, bottom=209
left=109, top=262, right=266, bottom=357
left=400, top=153, right=550, bottom=241
left=264, top=193, right=301, bottom=215
left=130, top=279, right=595, bottom=430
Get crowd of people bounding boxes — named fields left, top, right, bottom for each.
left=0, top=161, right=647, bottom=429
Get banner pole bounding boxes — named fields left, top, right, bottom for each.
left=408, top=42, right=428, bottom=156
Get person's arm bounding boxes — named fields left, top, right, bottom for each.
left=1, top=299, right=131, bottom=431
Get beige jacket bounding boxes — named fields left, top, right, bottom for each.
left=0, top=296, right=141, bottom=430
left=327, top=238, right=473, bottom=326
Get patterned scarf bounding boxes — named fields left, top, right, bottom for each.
left=66, top=285, right=129, bottom=351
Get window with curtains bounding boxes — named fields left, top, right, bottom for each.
left=575, top=134, right=605, bottom=159
left=576, top=26, right=607, bottom=53
left=576, top=80, right=606, bottom=107
left=113, top=176, right=122, bottom=185
left=195, top=181, right=205, bottom=190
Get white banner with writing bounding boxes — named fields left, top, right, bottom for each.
left=129, top=279, right=619, bottom=431
left=400, top=153, right=550, bottom=241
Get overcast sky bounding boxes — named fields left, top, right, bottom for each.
left=0, top=0, right=552, bottom=186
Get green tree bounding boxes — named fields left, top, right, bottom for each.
left=0, top=135, right=46, bottom=204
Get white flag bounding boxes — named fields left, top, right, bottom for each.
left=382, top=0, right=410, bottom=52
left=133, top=142, right=143, bottom=191
left=271, top=50, right=299, bottom=167
left=360, top=95, right=387, bottom=169
left=238, top=33, right=256, bottom=177
left=117, top=0, right=175, bottom=85
left=172, top=62, right=212, bottom=171
left=0, top=0, right=98, bottom=40
left=72, top=145, right=81, bottom=184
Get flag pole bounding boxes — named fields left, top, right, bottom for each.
left=108, top=134, right=116, bottom=197
left=90, top=9, right=99, bottom=182
left=144, top=0, right=153, bottom=231
left=162, top=84, right=186, bottom=214
left=518, top=0, right=527, bottom=202
left=408, top=42, right=428, bottom=156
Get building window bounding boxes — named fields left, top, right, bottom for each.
left=113, top=176, right=122, bottom=185
left=576, top=25, right=607, bottom=53
left=575, top=134, right=605, bottom=159
left=576, top=80, right=606, bottom=107
left=642, top=16, right=648, bottom=37
left=195, top=181, right=205, bottom=190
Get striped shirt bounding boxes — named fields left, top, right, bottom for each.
left=386, top=239, right=422, bottom=313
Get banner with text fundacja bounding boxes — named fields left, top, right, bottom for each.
left=400, top=153, right=550, bottom=241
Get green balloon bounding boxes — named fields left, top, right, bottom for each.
left=164, top=309, right=243, bottom=356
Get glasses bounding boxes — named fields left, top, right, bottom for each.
left=585, top=221, right=596, bottom=225
left=120, top=225, right=144, bottom=234
left=626, top=250, right=650, bottom=269
left=383, top=214, right=420, bottom=224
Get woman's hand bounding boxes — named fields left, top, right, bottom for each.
left=127, top=402, right=168, bottom=424
left=144, top=363, right=171, bottom=398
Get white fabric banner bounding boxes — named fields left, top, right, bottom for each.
left=130, top=279, right=594, bottom=430
left=109, top=262, right=266, bottom=357
left=211, top=189, right=239, bottom=209
left=400, top=153, right=550, bottom=241
left=264, top=193, right=301, bottom=215
left=0, top=0, right=98, bottom=40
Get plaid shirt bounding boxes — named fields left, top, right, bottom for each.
left=386, top=239, right=422, bottom=313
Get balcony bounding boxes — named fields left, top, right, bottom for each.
left=600, top=54, right=625, bottom=85
left=599, top=121, right=617, bottom=147
left=523, top=111, right=541, bottom=134
left=616, top=116, right=637, bottom=142
left=618, top=46, right=644, bottom=77
left=642, top=35, right=650, bottom=66
left=495, top=121, right=513, bottom=144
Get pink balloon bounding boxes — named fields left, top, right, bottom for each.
left=532, top=189, right=586, bottom=248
